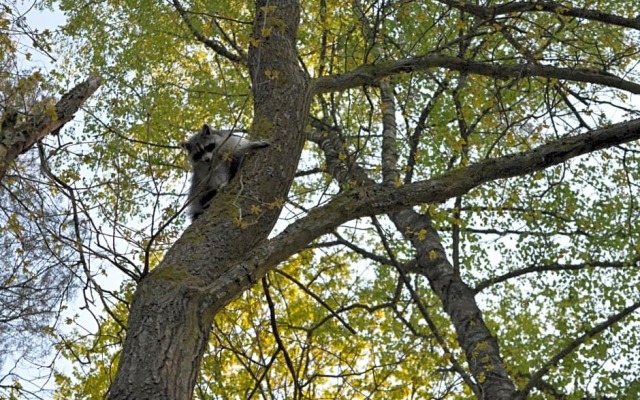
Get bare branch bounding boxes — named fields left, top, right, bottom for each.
left=274, top=269, right=357, bottom=334
left=517, top=298, right=640, bottom=399
left=171, top=0, right=245, bottom=63
left=475, top=260, right=637, bottom=293
left=262, top=277, right=302, bottom=398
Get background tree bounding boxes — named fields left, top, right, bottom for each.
left=8, top=0, right=640, bottom=399
left=0, top=4, right=99, bottom=397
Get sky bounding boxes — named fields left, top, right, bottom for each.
left=8, top=0, right=65, bottom=71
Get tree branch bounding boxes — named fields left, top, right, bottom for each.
left=0, top=74, right=101, bottom=182
left=370, top=216, right=480, bottom=396
left=379, top=81, right=400, bottom=186
left=437, top=0, right=640, bottom=31
left=200, top=116, right=640, bottom=298
left=311, top=54, right=640, bottom=95
left=262, top=277, right=301, bottom=398
left=517, top=298, right=640, bottom=399
left=279, top=117, right=640, bottom=243
left=171, top=0, right=245, bottom=63
left=474, top=260, right=637, bottom=293
left=275, top=269, right=357, bottom=334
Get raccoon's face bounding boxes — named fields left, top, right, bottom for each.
left=181, top=125, right=218, bottom=164
left=183, top=140, right=217, bottom=163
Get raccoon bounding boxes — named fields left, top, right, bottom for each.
left=182, top=124, right=270, bottom=221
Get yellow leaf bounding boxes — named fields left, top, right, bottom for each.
left=249, top=37, right=261, bottom=48
left=250, top=204, right=262, bottom=215
left=265, top=69, right=280, bottom=80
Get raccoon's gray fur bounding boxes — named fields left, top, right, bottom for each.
left=182, top=124, right=269, bottom=221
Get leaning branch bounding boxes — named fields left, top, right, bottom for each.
left=203, top=116, right=640, bottom=309
left=311, top=54, right=640, bottom=95
left=0, top=74, right=101, bottom=182
left=200, top=115, right=640, bottom=399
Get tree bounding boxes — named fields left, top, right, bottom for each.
left=15, top=0, right=640, bottom=399
left=0, top=5, right=100, bottom=397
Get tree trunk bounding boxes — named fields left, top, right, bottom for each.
left=107, top=1, right=309, bottom=399
left=390, top=209, right=517, bottom=399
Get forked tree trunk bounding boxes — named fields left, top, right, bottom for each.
left=107, top=1, right=309, bottom=399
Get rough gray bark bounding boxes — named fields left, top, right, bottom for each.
left=107, top=1, right=309, bottom=399
left=390, top=210, right=517, bottom=399
left=0, top=74, right=101, bottom=182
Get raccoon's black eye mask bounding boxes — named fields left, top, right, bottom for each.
left=192, top=143, right=217, bottom=161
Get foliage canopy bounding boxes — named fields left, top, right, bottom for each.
left=2, top=0, right=640, bottom=399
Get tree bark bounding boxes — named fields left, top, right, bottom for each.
left=390, top=210, right=517, bottom=399
left=0, top=75, right=101, bottom=182
left=107, top=1, right=309, bottom=399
